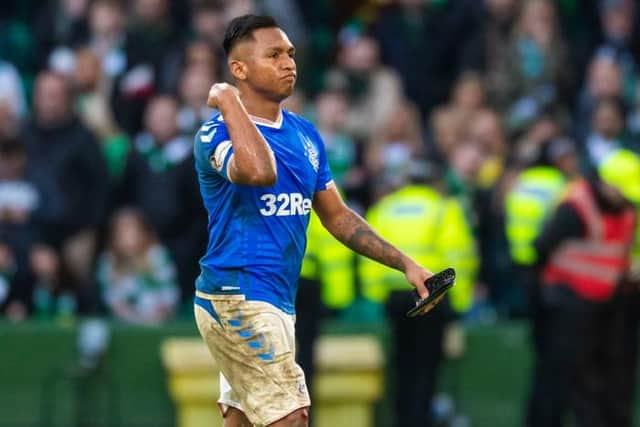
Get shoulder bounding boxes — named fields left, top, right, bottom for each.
left=195, top=112, right=228, bottom=143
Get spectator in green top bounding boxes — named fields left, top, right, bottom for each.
left=98, top=207, right=179, bottom=325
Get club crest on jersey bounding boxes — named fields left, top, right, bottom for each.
left=299, top=132, right=319, bottom=172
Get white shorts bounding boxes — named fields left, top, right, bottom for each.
left=194, top=292, right=310, bottom=426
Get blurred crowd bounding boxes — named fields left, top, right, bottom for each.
left=0, top=0, right=639, bottom=329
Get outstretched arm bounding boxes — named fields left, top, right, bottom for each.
left=313, top=184, right=431, bottom=298
left=207, top=83, right=277, bottom=186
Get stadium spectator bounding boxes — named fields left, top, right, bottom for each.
left=177, top=64, right=217, bottom=136
left=87, top=0, right=128, bottom=81
left=575, top=51, right=624, bottom=141
left=97, top=207, right=179, bottom=325
left=28, top=243, right=80, bottom=322
left=0, top=102, right=21, bottom=141
left=159, top=1, right=227, bottom=93
left=371, top=0, right=453, bottom=115
left=501, top=0, right=572, bottom=135
left=459, top=0, right=520, bottom=106
left=325, top=32, right=404, bottom=141
left=73, top=47, right=130, bottom=182
left=34, top=0, right=90, bottom=72
left=312, top=89, right=363, bottom=199
left=448, top=71, right=488, bottom=119
left=113, top=0, right=177, bottom=134
left=512, top=110, right=563, bottom=160
left=0, top=137, right=64, bottom=320
left=584, top=96, right=627, bottom=167
left=467, top=109, right=507, bottom=183
left=126, top=0, right=176, bottom=71
left=23, top=71, right=109, bottom=314
left=119, top=94, right=206, bottom=303
left=0, top=59, right=26, bottom=119
left=428, top=106, right=469, bottom=163
left=594, top=0, right=639, bottom=104
left=365, top=99, right=425, bottom=202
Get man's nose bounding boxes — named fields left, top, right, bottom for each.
left=281, top=56, right=295, bottom=71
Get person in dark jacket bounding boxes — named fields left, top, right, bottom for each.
left=119, top=94, right=206, bottom=304
left=0, top=136, right=64, bottom=319
left=22, top=71, right=109, bottom=314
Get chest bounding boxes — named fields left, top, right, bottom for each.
left=265, top=129, right=320, bottom=195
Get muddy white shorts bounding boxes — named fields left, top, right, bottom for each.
left=194, top=292, right=310, bottom=426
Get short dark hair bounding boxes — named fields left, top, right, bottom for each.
left=223, top=14, right=279, bottom=55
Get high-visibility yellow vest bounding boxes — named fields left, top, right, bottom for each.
left=505, top=166, right=567, bottom=265
left=301, top=211, right=356, bottom=310
left=357, top=185, right=478, bottom=313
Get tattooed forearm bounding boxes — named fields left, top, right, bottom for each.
left=328, top=208, right=407, bottom=272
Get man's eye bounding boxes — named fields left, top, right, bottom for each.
left=269, top=52, right=279, bottom=58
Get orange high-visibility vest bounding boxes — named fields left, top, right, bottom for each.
left=543, top=180, right=637, bottom=301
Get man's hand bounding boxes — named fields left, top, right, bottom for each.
left=207, top=83, right=240, bottom=109
left=404, top=260, right=433, bottom=300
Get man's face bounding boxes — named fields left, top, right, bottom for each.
left=193, top=10, right=226, bottom=43
left=145, top=97, right=178, bottom=143
left=593, top=102, right=623, bottom=139
left=602, top=4, right=635, bottom=41
left=34, top=74, right=71, bottom=127
left=589, top=57, right=622, bottom=98
left=340, top=37, right=379, bottom=74
left=231, top=27, right=297, bottom=102
left=90, top=2, right=124, bottom=37
left=180, top=65, right=213, bottom=107
left=0, top=151, right=25, bottom=180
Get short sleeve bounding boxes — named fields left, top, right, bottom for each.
left=194, top=119, right=234, bottom=180
left=311, top=129, right=333, bottom=192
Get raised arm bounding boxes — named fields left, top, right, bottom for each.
left=313, top=184, right=431, bottom=298
left=207, top=83, right=277, bottom=186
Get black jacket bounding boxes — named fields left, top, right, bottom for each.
left=23, top=117, right=109, bottom=246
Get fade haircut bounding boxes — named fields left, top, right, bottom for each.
left=223, top=14, right=279, bottom=56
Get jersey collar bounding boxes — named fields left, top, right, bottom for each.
left=248, top=110, right=283, bottom=129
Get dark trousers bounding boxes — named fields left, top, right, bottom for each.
left=526, top=286, right=634, bottom=427
left=607, top=288, right=640, bottom=427
left=386, top=290, right=447, bottom=427
left=295, top=278, right=323, bottom=400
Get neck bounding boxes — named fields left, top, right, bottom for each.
left=239, top=90, right=282, bottom=122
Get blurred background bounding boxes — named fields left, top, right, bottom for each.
left=0, top=0, right=639, bottom=426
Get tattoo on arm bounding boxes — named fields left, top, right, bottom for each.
left=330, top=209, right=406, bottom=272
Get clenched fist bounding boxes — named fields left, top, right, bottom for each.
left=207, top=83, right=240, bottom=109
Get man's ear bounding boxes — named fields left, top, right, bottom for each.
left=229, top=59, right=248, bottom=81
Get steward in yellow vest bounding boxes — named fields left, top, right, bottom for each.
left=358, top=160, right=478, bottom=427
left=504, top=137, right=577, bottom=317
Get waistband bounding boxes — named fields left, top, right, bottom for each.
left=195, top=290, right=246, bottom=301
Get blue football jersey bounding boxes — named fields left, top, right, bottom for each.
left=193, top=110, right=333, bottom=314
